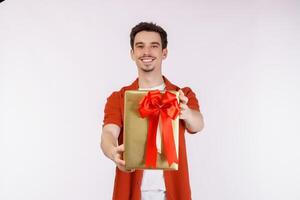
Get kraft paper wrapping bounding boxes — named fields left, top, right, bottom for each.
left=124, top=90, right=179, bottom=170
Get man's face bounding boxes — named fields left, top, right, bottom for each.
left=131, top=31, right=168, bottom=73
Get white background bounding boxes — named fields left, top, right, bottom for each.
left=1, top=0, right=300, bottom=199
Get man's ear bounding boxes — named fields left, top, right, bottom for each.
left=130, top=49, right=135, bottom=61
left=162, top=48, right=168, bottom=59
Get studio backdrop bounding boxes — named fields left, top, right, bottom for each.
left=1, top=0, right=299, bottom=199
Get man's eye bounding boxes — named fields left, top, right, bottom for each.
left=152, top=45, right=158, bottom=48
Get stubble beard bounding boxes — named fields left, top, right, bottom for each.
left=140, top=63, right=155, bottom=73
left=141, top=67, right=155, bottom=73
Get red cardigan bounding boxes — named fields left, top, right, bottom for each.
left=103, top=76, right=200, bottom=200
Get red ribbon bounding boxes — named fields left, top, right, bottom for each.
left=139, top=90, right=180, bottom=168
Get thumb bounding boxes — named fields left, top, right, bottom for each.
left=116, top=144, right=125, bottom=153
left=178, top=89, right=184, bottom=96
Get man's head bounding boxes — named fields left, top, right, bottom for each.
left=130, top=22, right=168, bottom=73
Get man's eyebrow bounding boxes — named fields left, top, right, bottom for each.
left=134, top=42, right=161, bottom=46
left=135, top=42, right=144, bottom=46
left=151, top=42, right=161, bottom=45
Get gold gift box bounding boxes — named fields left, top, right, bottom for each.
left=123, top=90, right=179, bottom=170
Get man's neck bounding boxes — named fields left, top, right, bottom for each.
left=138, top=74, right=164, bottom=89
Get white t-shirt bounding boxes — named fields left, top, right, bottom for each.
left=139, top=83, right=166, bottom=192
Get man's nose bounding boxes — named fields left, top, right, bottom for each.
left=143, top=46, right=151, bottom=55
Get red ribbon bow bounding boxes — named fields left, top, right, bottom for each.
left=139, top=90, right=180, bottom=168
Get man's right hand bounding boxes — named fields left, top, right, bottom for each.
left=101, top=123, right=136, bottom=173
left=111, top=144, right=134, bottom=173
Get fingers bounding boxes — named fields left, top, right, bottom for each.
left=112, top=144, right=125, bottom=165
left=114, top=154, right=125, bottom=166
left=178, top=90, right=188, bottom=119
left=178, top=90, right=188, bottom=104
left=178, top=89, right=184, bottom=96
left=115, top=144, right=124, bottom=153
left=117, top=165, right=135, bottom=173
left=179, top=104, right=186, bottom=119
left=180, top=103, right=188, bottom=111
left=112, top=144, right=135, bottom=173
left=179, top=102, right=190, bottom=120
left=115, top=152, right=135, bottom=173
left=117, top=159, right=135, bottom=173
left=179, top=114, right=184, bottom=119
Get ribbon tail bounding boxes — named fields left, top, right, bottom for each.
left=145, top=115, right=159, bottom=168
left=161, top=112, right=178, bottom=166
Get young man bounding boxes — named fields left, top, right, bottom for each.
left=101, top=22, right=204, bottom=200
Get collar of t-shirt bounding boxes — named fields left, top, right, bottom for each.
left=138, top=83, right=166, bottom=91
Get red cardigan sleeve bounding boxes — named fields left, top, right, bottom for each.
left=103, top=91, right=123, bottom=128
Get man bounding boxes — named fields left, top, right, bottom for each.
left=101, top=22, right=204, bottom=200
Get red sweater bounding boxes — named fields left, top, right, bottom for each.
left=103, top=76, right=200, bottom=200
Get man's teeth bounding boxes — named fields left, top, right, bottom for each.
left=141, top=58, right=154, bottom=62
left=143, top=59, right=152, bottom=62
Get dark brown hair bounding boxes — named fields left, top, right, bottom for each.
left=130, top=22, right=168, bottom=50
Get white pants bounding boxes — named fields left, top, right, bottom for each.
left=141, top=190, right=166, bottom=200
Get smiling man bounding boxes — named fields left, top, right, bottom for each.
left=101, top=22, right=204, bottom=200
left=131, top=30, right=167, bottom=74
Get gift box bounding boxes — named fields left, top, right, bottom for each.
left=124, top=90, right=180, bottom=170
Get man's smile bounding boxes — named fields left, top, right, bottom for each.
left=140, top=57, right=155, bottom=64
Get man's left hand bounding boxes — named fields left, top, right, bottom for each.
left=178, top=89, right=191, bottom=120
